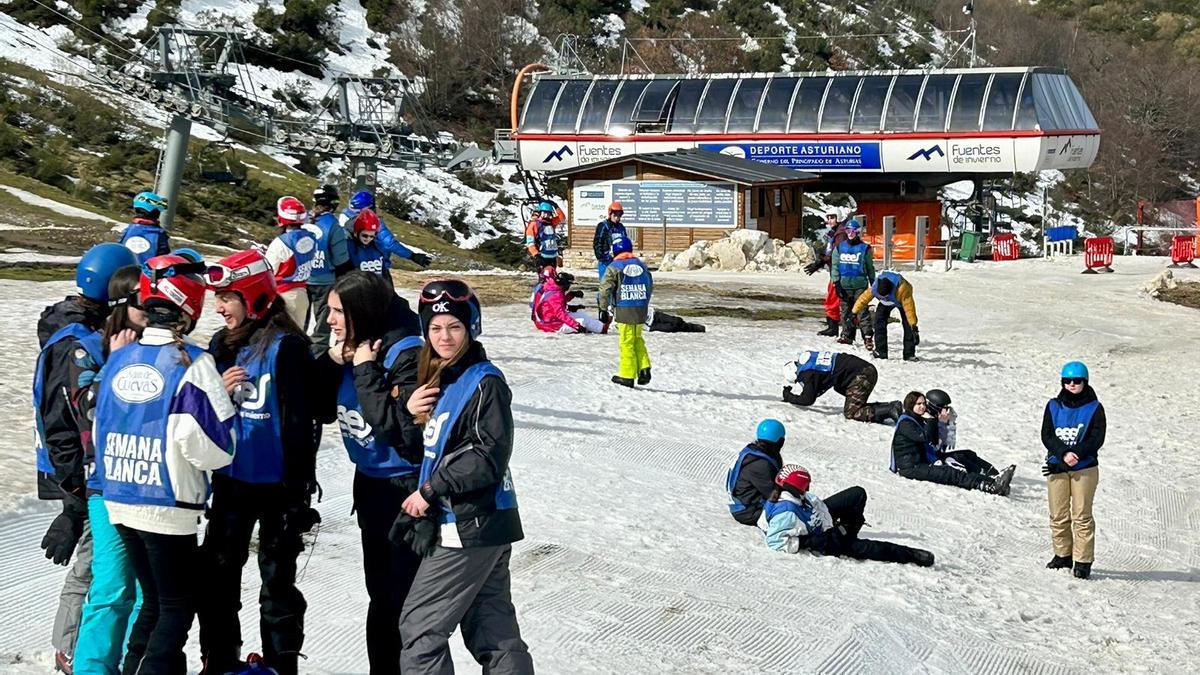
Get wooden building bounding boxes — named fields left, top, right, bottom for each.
left=548, top=149, right=818, bottom=253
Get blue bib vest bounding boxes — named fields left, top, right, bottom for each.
left=763, top=497, right=816, bottom=528
left=348, top=239, right=388, bottom=277
left=536, top=221, right=558, bottom=259
left=892, top=414, right=938, bottom=472
left=95, top=341, right=208, bottom=508
left=874, top=271, right=903, bottom=305
left=836, top=240, right=870, bottom=280
left=337, top=336, right=422, bottom=478
left=303, top=213, right=338, bottom=285
left=1046, top=400, right=1100, bottom=470
left=276, top=228, right=317, bottom=284
left=217, top=337, right=285, bottom=484
left=610, top=257, right=652, bottom=309
left=419, top=361, right=516, bottom=528
left=33, top=324, right=105, bottom=475
left=120, top=223, right=169, bottom=265
left=726, top=445, right=780, bottom=515
left=795, top=350, right=837, bottom=377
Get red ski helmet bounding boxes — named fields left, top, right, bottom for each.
left=354, top=209, right=381, bottom=236
left=276, top=196, right=308, bottom=226
left=204, top=249, right=278, bottom=320
left=139, top=254, right=207, bottom=322
left=775, top=464, right=812, bottom=494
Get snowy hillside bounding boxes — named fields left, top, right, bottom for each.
left=2, top=258, right=1198, bottom=672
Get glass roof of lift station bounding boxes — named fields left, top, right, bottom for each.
left=518, top=67, right=1098, bottom=136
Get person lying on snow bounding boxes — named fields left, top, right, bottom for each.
left=781, top=350, right=901, bottom=425
left=761, top=465, right=934, bottom=567
left=890, top=390, right=1015, bottom=496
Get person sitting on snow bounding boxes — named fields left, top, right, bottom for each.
left=852, top=270, right=920, bottom=361
left=782, top=350, right=901, bottom=425
left=761, top=465, right=934, bottom=566
left=726, top=419, right=785, bottom=527
left=531, top=266, right=606, bottom=334
left=890, top=390, right=1015, bottom=496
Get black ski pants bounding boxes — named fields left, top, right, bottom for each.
left=198, top=476, right=307, bottom=675
left=115, top=525, right=196, bottom=675
left=872, top=303, right=916, bottom=359
left=818, top=486, right=929, bottom=565
left=307, top=283, right=333, bottom=345
left=899, top=463, right=989, bottom=491
left=648, top=311, right=705, bottom=333
left=354, top=471, right=423, bottom=675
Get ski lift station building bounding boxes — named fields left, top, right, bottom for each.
left=509, top=67, right=1100, bottom=253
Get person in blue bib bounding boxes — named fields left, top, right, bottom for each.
left=346, top=208, right=393, bottom=288
left=829, top=220, right=876, bottom=350
left=340, top=190, right=432, bottom=270
left=308, top=270, right=422, bottom=675
left=395, top=279, right=533, bottom=673
left=762, top=465, right=934, bottom=567
left=592, top=200, right=629, bottom=281
left=726, top=419, right=786, bottom=527
left=93, top=254, right=236, bottom=674
left=33, top=242, right=137, bottom=672
left=265, top=196, right=319, bottom=328
left=119, top=191, right=172, bottom=265
left=304, top=185, right=355, bottom=343
left=195, top=249, right=319, bottom=675
left=891, top=391, right=1014, bottom=496
left=781, top=350, right=901, bottom=424
left=71, top=265, right=149, bottom=674
left=599, top=237, right=653, bottom=388
left=852, top=270, right=920, bottom=360
left=1041, top=361, right=1106, bottom=580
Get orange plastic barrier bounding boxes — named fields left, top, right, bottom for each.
left=992, top=233, right=1019, bottom=261
left=1082, top=237, right=1114, bottom=274
left=1169, top=235, right=1197, bottom=268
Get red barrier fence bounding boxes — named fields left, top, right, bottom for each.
left=1082, top=237, right=1114, bottom=274
left=992, top=233, right=1019, bottom=261
left=1169, top=235, right=1197, bottom=268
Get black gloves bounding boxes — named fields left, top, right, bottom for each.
left=600, top=310, right=613, bottom=324
left=567, top=304, right=584, bottom=313
left=388, top=513, right=439, bottom=557
left=566, top=290, right=584, bottom=300
left=803, top=260, right=824, bottom=276
left=912, top=326, right=921, bottom=346
left=1041, top=463, right=1053, bottom=476
left=41, top=493, right=86, bottom=566
left=409, top=252, right=432, bottom=268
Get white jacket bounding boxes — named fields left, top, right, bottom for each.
left=102, top=327, right=236, bottom=536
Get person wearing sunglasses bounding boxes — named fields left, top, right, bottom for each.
left=196, top=249, right=318, bottom=675
left=32, top=243, right=138, bottom=673
left=265, top=196, right=319, bottom=329
left=1041, top=361, right=1106, bottom=580
left=592, top=200, right=629, bottom=282
left=309, top=270, right=422, bottom=674
left=71, top=264, right=149, bottom=674
left=93, top=254, right=236, bottom=674
left=890, top=391, right=1014, bottom=496
left=346, top=209, right=392, bottom=288
left=397, top=279, right=533, bottom=673
left=339, top=190, right=433, bottom=271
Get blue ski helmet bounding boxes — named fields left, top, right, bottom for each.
left=76, top=243, right=138, bottom=302
left=537, top=201, right=555, bottom=214
left=132, top=191, right=167, bottom=217
left=349, top=190, right=375, bottom=210
left=845, top=218, right=861, bottom=235
left=1061, top=361, right=1089, bottom=380
left=172, top=248, right=204, bottom=264
left=756, top=418, right=786, bottom=444
left=612, top=236, right=633, bottom=255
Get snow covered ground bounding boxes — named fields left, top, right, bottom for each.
left=1, top=256, right=1198, bottom=673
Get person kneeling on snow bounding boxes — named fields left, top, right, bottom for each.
left=762, top=465, right=934, bottom=566
left=725, top=419, right=785, bottom=527
left=782, top=350, right=901, bottom=424
left=891, top=391, right=1014, bottom=496
left=531, top=266, right=607, bottom=334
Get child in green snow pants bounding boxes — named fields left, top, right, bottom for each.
left=617, top=323, right=651, bottom=379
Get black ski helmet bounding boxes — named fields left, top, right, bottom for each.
left=418, top=278, right=482, bottom=340
left=926, top=389, right=952, bottom=413
left=313, top=184, right=339, bottom=207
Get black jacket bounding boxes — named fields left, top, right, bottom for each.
left=731, top=440, right=783, bottom=526
left=1041, top=385, right=1106, bottom=473
left=409, top=342, right=524, bottom=548
left=891, top=414, right=938, bottom=473
left=788, top=352, right=872, bottom=406
left=35, top=297, right=108, bottom=499
left=210, top=330, right=318, bottom=494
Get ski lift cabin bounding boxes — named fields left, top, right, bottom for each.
left=511, top=67, right=1100, bottom=258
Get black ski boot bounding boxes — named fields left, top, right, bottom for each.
left=637, top=368, right=652, bottom=385
left=863, top=335, right=875, bottom=353
left=980, top=465, right=1014, bottom=496
left=1046, top=554, right=1073, bottom=570
left=868, top=402, right=900, bottom=425
left=611, top=375, right=635, bottom=388
left=910, top=549, right=935, bottom=567
left=1073, top=562, right=1092, bottom=579
left=817, top=318, right=839, bottom=336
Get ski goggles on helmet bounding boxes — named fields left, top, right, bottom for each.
left=204, top=257, right=272, bottom=288
left=142, top=259, right=205, bottom=282
left=108, top=289, right=143, bottom=309
left=420, top=279, right=475, bottom=304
